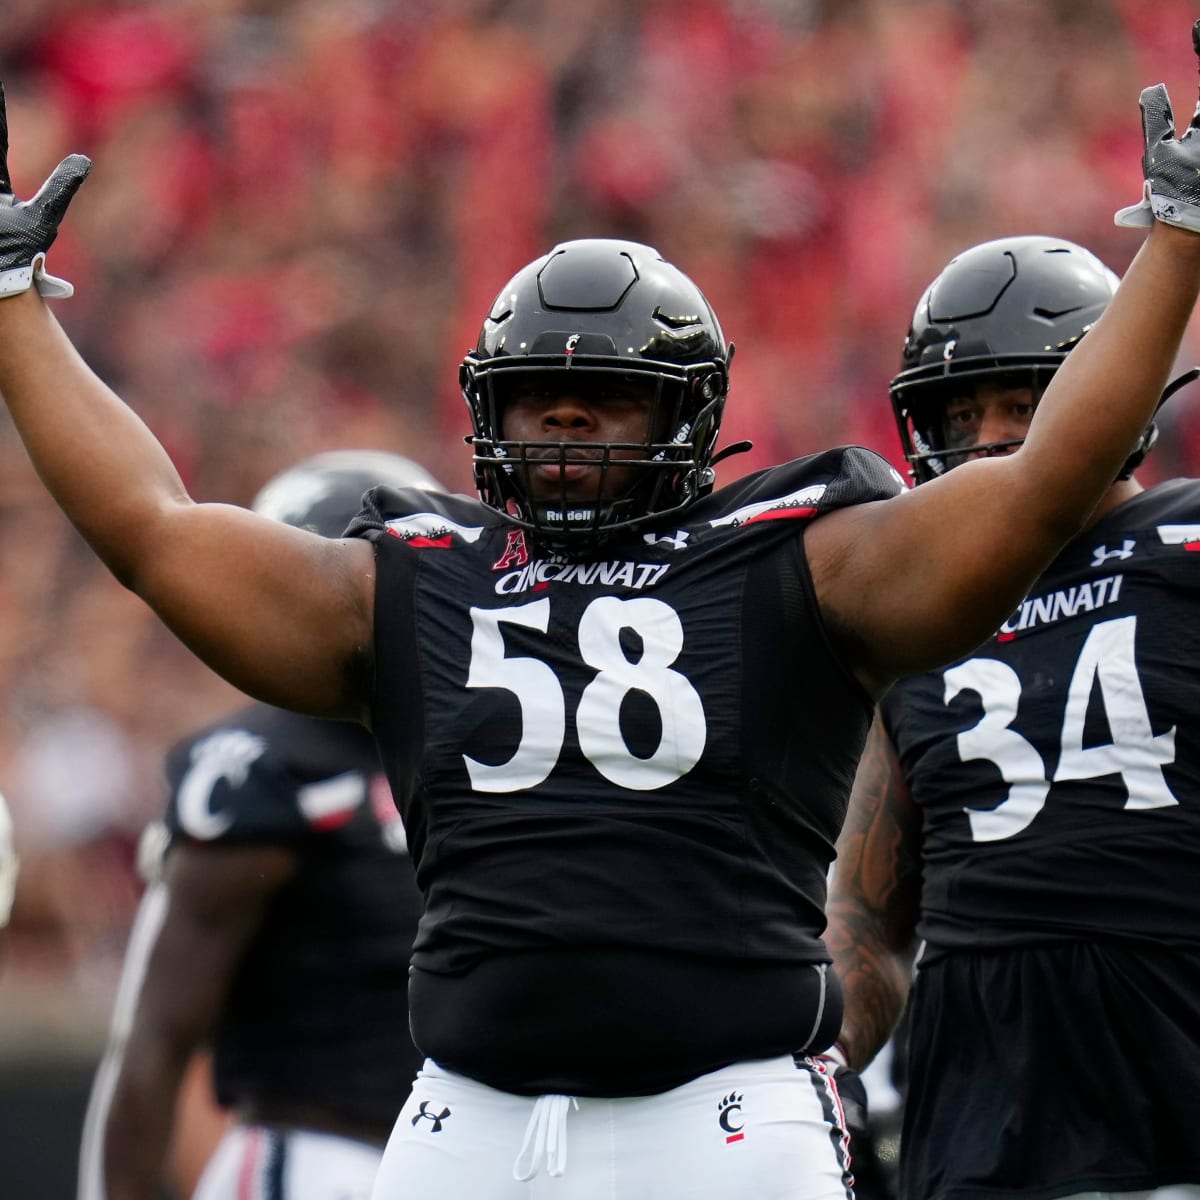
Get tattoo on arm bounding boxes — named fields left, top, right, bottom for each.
left=826, top=714, right=922, bottom=1069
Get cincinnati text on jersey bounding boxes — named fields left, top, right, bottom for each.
left=495, top=557, right=673, bottom=595
left=997, top=573, right=1124, bottom=641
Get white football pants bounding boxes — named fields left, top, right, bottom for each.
left=372, top=1055, right=855, bottom=1199
left=192, top=1124, right=383, bottom=1199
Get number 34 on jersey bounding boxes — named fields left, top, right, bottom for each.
left=949, top=614, right=1176, bottom=842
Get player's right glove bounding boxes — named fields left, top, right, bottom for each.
left=804, top=1044, right=869, bottom=1137
left=1116, top=21, right=1200, bottom=233
left=0, top=81, right=90, bottom=299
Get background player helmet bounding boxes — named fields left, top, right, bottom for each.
left=890, top=235, right=1156, bottom=484
left=251, top=449, right=444, bottom=537
left=460, top=238, right=734, bottom=548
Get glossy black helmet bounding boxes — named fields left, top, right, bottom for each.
left=890, top=235, right=1156, bottom=484
left=460, top=238, right=735, bottom=548
left=251, top=450, right=444, bottom=537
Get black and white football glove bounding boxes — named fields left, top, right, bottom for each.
left=0, top=81, right=90, bottom=299
left=1116, top=21, right=1200, bottom=234
left=806, top=1044, right=869, bottom=1136
left=825, top=1049, right=869, bottom=1136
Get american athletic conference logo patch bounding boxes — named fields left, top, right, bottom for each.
left=493, top=527, right=529, bottom=570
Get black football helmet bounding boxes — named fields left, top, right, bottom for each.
left=890, top=235, right=1158, bottom=484
left=461, top=238, right=737, bottom=548
left=251, top=449, right=444, bottom=537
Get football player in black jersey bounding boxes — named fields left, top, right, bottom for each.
left=3, top=27, right=1200, bottom=1197
left=78, top=453, right=438, bottom=1200
left=825, top=234, right=1200, bottom=1200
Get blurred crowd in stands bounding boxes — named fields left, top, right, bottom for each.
left=2, top=0, right=1199, bottom=1042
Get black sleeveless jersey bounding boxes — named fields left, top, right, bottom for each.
left=882, top=479, right=1200, bottom=957
left=348, top=446, right=903, bottom=1092
left=162, top=704, right=423, bottom=1129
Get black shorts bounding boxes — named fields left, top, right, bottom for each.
left=900, top=940, right=1200, bottom=1200
left=410, top=948, right=842, bottom=1096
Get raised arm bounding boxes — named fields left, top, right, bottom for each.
left=0, top=90, right=374, bottom=720
left=825, top=714, right=922, bottom=1071
left=808, top=35, right=1200, bottom=692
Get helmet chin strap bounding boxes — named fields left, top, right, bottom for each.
left=1158, top=366, right=1200, bottom=412
left=710, top=440, right=753, bottom=466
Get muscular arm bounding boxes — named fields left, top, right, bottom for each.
left=809, top=224, right=1200, bottom=694
left=825, top=714, right=922, bottom=1071
left=99, top=842, right=296, bottom=1200
left=0, top=293, right=376, bottom=719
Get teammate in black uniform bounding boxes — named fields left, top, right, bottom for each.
left=2, top=30, right=1200, bottom=1196
left=826, top=234, right=1200, bottom=1200
left=78, top=453, right=437, bottom=1200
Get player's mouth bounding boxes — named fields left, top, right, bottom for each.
left=533, top=461, right=596, bottom=483
left=526, top=445, right=603, bottom=483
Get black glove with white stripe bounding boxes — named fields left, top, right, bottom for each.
left=0, top=81, right=90, bottom=299
left=1116, top=21, right=1200, bottom=234
left=817, top=1043, right=869, bottom=1136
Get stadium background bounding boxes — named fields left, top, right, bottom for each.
left=1, top=0, right=1199, bottom=1191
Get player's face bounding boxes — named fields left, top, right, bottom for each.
left=500, top=377, right=657, bottom=502
left=940, top=378, right=1038, bottom=463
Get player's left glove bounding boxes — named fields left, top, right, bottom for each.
left=0, top=81, right=90, bottom=299
left=1116, top=21, right=1200, bottom=233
